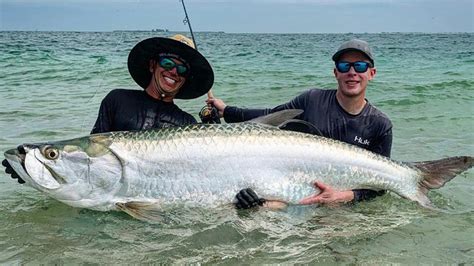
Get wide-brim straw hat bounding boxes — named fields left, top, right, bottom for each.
left=128, top=35, right=214, bottom=99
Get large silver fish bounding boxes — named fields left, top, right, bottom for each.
left=4, top=111, right=473, bottom=220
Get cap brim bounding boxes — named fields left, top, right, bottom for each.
left=128, top=37, right=214, bottom=99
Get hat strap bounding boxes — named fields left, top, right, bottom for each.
left=152, top=71, right=179, bottom=99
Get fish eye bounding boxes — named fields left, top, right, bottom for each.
left=43, top=146, right=59, bottom=160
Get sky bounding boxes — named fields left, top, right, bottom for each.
left=1, top=0, right=473, bottom=33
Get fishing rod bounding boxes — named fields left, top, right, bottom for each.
left=179, top=0, right=220, bottom=123
left=180, top=0, right=198, bottom=51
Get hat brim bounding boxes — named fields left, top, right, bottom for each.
left=332, top=48, right=374, bottom=66
left=128, top=37, right=214, bottom=99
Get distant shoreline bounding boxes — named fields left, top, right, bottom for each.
left=0, top=30, right=472, bottom=34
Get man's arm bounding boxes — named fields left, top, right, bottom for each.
left=369, top=128, right=393, bottom=158
left=91, top=95, right=114, bottom=134
left=207, top=90, right=311, bottom=123
left=299, top=182, right=355, bottom=205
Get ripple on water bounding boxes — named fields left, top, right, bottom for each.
left=17, top=130, right=63, bottom=138
left=0, top=32, right=473, bottom=264
left=1, top=183, right=471, bottom=264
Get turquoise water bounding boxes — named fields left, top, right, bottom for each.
left=0, top=31, right=473, bottom=263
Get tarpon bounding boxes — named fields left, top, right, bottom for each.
left=4, top=111, right=473, bottom=221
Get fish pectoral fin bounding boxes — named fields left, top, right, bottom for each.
left=115, top=201, right=163, bottom=222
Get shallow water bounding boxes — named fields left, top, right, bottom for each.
left=0, top=31, right=473, bottom=263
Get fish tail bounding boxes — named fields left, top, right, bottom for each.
left=411, top=156, right=473, bottom=207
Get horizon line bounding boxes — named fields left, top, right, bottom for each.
left=1, top=30, right=473, bottom=34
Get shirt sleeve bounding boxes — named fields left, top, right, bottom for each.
left=371, top=128, right=393, bottom=158
left=184, top=113, right=198, bottom=125
left=90, top=93, right=114, bottom=134
left=352, top=189, right=386, bottom=202
left=223, top=90, right=310, bottom=123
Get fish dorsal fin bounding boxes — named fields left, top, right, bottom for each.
left=249, top=109, right=304, bottom=127
left=278, top=119, right=324, bottom=136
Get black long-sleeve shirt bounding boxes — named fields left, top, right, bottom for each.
left=91, top=89, right=196, bottom=134
left=224, top=88, right=393, bottom=202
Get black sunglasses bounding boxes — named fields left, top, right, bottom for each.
left=158, top=57, right=188, bottom=76
left=335, top=61, right=372, bottom=73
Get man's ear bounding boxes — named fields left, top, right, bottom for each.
left=368, top=68, right=376, bottom=80
left=149, top=60, right=156, bottom=73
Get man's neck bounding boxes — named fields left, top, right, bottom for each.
left=335, top=91, right=367, bottom=115
left=145, top=87, right=174, bottom=103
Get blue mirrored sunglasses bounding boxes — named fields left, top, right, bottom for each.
left=158, top=57, right=188, bottom=76
left=335, top=61, right=372, bottom=73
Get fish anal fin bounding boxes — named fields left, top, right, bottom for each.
left=116, top=201, right=163, bottom=222
left=405, top=190, right=434, bottom=209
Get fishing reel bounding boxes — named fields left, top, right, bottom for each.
left=199, top=105, right=221, bottom=124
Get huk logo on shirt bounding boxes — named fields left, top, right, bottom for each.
left=354, top=136, right=370, bottom=146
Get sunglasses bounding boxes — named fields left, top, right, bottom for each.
left=335, top=61, right=372, bottom=73
left=158, top=57, right=188, bottom=76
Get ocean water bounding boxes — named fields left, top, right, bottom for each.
left=0, top=31, right=473, bottom=263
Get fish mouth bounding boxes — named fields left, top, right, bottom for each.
left=5, top=146, right=28, bottom=172
left=4, top=146, right=31, bottom=183
left=4, top=144, right=64, bottom=189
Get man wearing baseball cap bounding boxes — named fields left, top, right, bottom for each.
left=208, top=39, right=392, bottom=209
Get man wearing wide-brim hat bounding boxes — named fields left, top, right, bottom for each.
left=1, top=34, right=214, bottom=185
left=91, top=34, right=214, bottom=134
